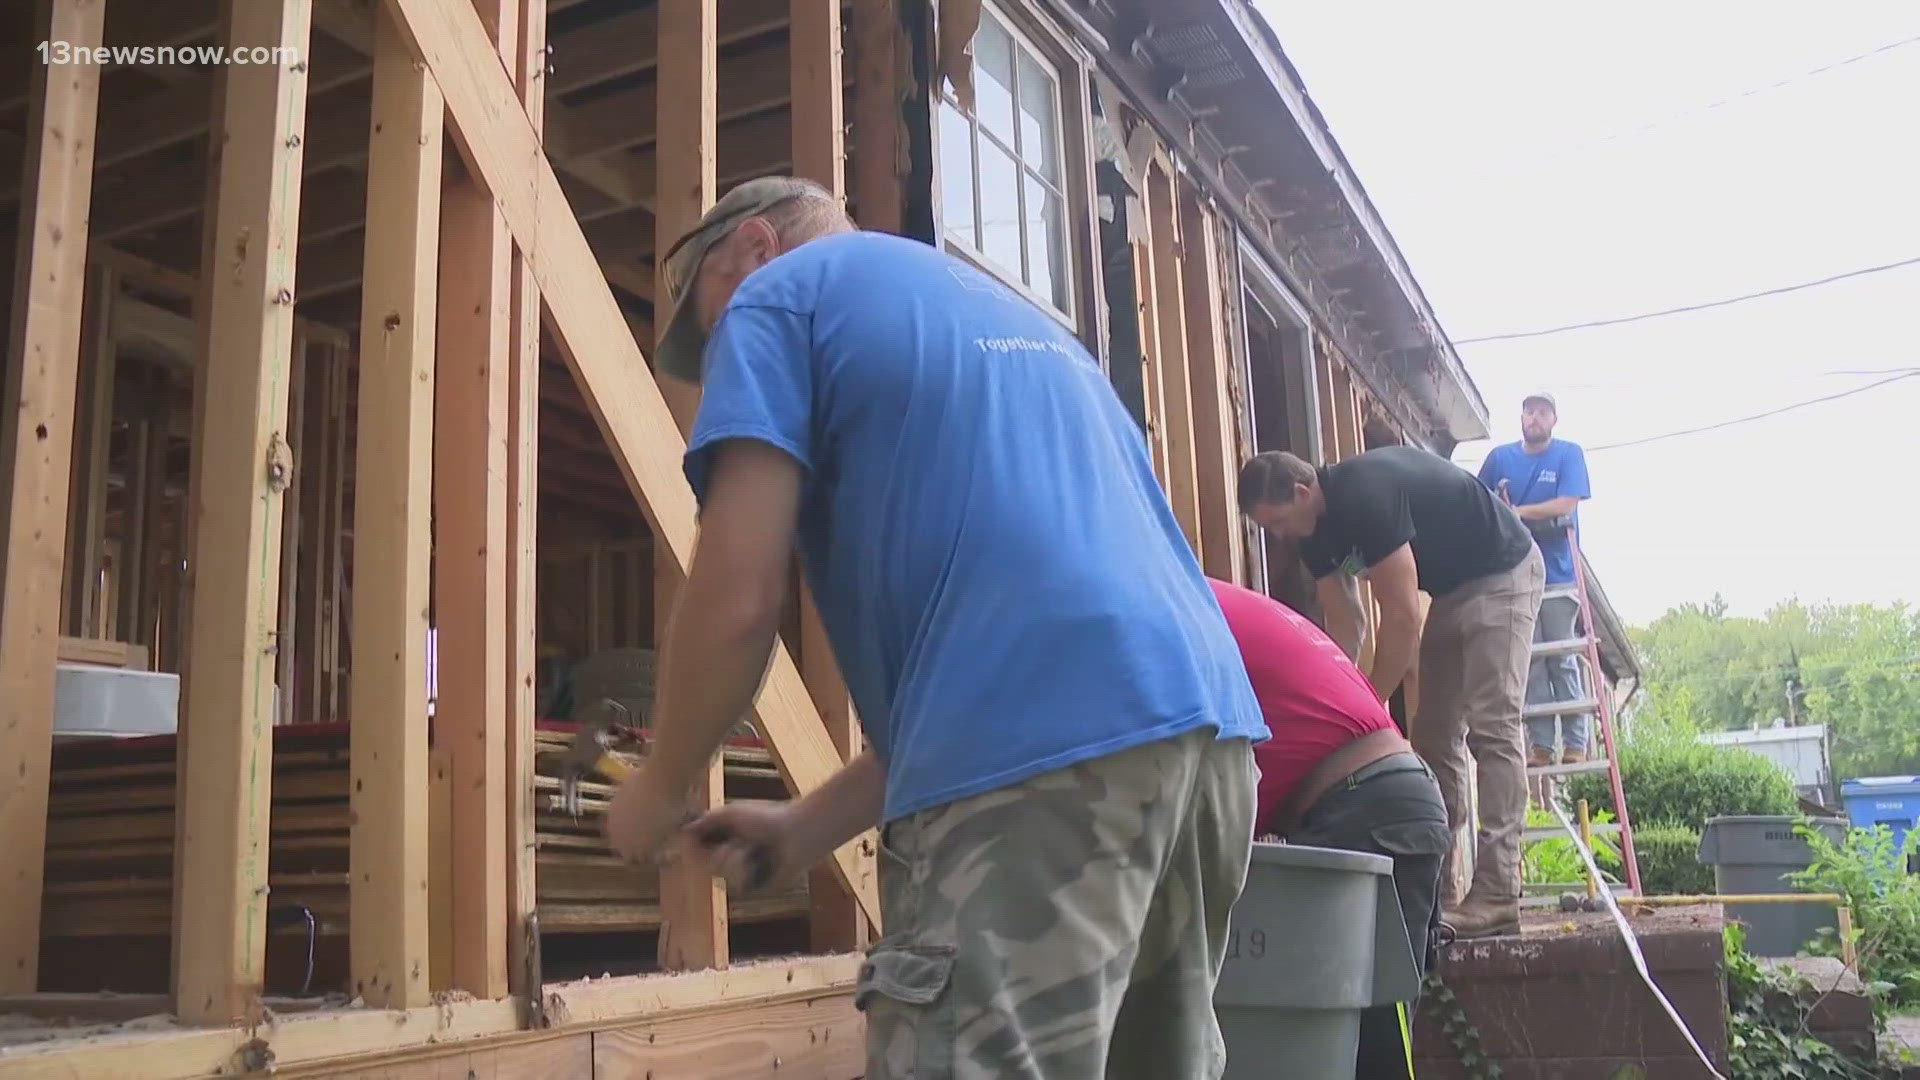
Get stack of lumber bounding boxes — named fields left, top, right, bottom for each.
left=40, top=723, right=809, bottom=946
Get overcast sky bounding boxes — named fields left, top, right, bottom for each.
left=1256, top=1, right=1920, bottom=624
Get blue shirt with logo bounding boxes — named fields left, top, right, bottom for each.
left=1476, top=439, right=1591, bottom=585
left=684, top=231, right=1267, bottom=823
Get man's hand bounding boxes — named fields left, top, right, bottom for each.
left=604, top=766, right=692, bottom=868
left=683, top=800, right=805, bottom=894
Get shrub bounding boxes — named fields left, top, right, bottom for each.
left=1566, top=733, right=1797, bottom=831
left=1633, top=821, right=1713, bottom=896
left=1791, top=821, right=1920, bottom=1009
left=1523, top=807, right=1620, bottom=886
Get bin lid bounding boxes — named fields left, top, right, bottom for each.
left=1249, top=842, right=1393, bottom=876
left=1842, top=776, right=1920, bottom=794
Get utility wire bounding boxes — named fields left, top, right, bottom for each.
left=1486, top=32, right=1920, bottom=173
left=1454, top=255, right=1920, bottom=344
left=1586, top=370, right=1920, bottom=451
left=1453, top=369, right=1920, bottom=467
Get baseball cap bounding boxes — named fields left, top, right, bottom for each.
left=655, top=175, right=827, bottom=384
left=1522, top=390, right=1557, bottom=411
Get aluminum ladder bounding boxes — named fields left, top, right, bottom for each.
left=1519, top=535, right=1642, bottom=903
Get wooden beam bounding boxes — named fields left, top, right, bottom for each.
left=1129, top=197, right=1170, bottom=492
left=170, top=0, right=311, bottom=1025
left=791, top=0, right=870, bottom=953
left=428, top=0, right=518, bottom=1001
left=379, top=0, right=881, bottom=930
left=348, top=5, right=442, bottom=1010
left=791, top=0, right=844, bottom=199
left=1177, top=190, right=1242, bottom=584
left=0, top=0, right=104, bottom=995
left=1145, top=165, right=1201, bottom=557
left=504, top=0, right=545, bottom=1016
left=62, top=263, right=116, bottom=637
left=850, top=0, right=904, bottom=234
left=652, top=0, right=729, bottom=974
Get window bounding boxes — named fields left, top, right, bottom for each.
left=938, top=6, right=1072, bottom=319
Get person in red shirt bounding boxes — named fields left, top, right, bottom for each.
left=1210, top=577, right=1451, bottom=1080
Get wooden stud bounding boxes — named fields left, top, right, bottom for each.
left=63, top=264, right=115, bottom=638
left=850, top=0, right=904, bottom=234
left=276, top=335, right=310, bottom=724
left=0, top=0, right=105, bottom=995
left=791, top=0, right=845, bottom=199
left=1145, top=166, right=1202, bottom=557
left=169, top=0, right=312, bottom=1024
left=133, top=371, right=174, bottom=652
left=380, top=0, right=881, bottom=928
left=349, top=5, right=443, bottom=1010
left=651, top=0, right=729, bottom=973
left=1177, top=191, right=1243, bottom=584
left=504, top=0, right=546, bottom=1008
left=428, top=0, right=520, bottom=998
left=1313, top=353, right=1338, bottom=465
left=1130, top=205, right=1170, bottom=484
left=792, top=0, right=871, bottom=952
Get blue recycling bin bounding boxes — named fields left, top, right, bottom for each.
left=1840, top=776, right=1920, bottom=870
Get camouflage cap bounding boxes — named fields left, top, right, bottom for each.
left=655, top=176, right=824, bottom=384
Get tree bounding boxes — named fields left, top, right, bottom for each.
left=1630, top=599, right=1920, bottom=780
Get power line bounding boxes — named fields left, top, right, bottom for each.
left=1453, top=255, right=1920, bottom=344
left=1586, top=370, right=1920, bottom=451
left=1485, top=32, right=1920, bottom=173
left=1452, top=370, right=1920, bottom=468
left=1645, top=655, right=1920, bottom=689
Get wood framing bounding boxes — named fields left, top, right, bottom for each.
left=379, top=0, right=881, bottom=928
left=792, top=0, right=872, bottom=953
left=503, top=0, right=545, bottom=1011
left=0, top=0, right=105, bottom=996
left=850, top=0, right=905, bottom=234
left=653, top=0, right=729, bottom=972
left=349, top=5, right=444, bottom=1010
left=169, top=0, right=312, bottom=1025
left=791, top=0, right=846, bottom=198
left=63, top=263, right=114, bottom=638
left=0, top=955, right=860, bottom=1080
left=1177, top=188, right=1244, bottom=584
left=429, top=0, right=521, bottom=1000
left=1145, top=164, right=1202, bottom=556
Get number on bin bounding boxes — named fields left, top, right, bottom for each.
left=1225, top=928, right=1266, bottom=960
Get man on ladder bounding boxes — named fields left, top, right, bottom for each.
left=1476, top=392, right=1593, bottom=773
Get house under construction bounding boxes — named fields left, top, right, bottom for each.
left=0, top=0, right=1638, bottom=1074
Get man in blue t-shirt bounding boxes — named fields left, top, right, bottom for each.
left=1476, top=392, right=1594, bottom=766
left=602, top=177, right=1267, bottom=1079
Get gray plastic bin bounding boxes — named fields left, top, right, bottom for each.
left=1697, top=815, right=1847, bottom=957
left=1215, top=842, right=1421, bottom=1079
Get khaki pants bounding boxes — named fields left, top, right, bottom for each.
left=1409, top=546, right=1544, bottom=906
left=857, top=727, right=1257, bottom=1079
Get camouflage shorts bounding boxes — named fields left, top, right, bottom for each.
left=857, top=727, right=1257, bottom=1079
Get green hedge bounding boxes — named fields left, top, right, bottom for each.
left=1632, top=822, right=1713, bottom=896
left=1567, top=735, right=1796, bottom=831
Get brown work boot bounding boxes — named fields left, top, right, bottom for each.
left=1561, top=748, right=1588, bottom=765
left=1528, top=746, right=1556, bottom=768
left=1445, top=896, right=1521, bottom=940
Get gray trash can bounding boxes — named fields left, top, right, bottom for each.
left=1215, top=843, right=1421, bottom=1079
left=1696, top=815, right=1847, bottom=957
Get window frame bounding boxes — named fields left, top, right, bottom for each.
left=933, top=0, right=1087, bottom=332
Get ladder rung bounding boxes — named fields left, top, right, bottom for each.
left=1523, top=822, right=1621, bottom=843
left=1524, top=698, right=1601, bottom=719
left=1527, top=758, right=1612, bottom=778
left=1530, top=637, right=1594, bottom=658
left=1542, top=586, right=1581, bottom=603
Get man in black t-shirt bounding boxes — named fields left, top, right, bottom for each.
left=1238, top=447, right=1544, bottom=940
